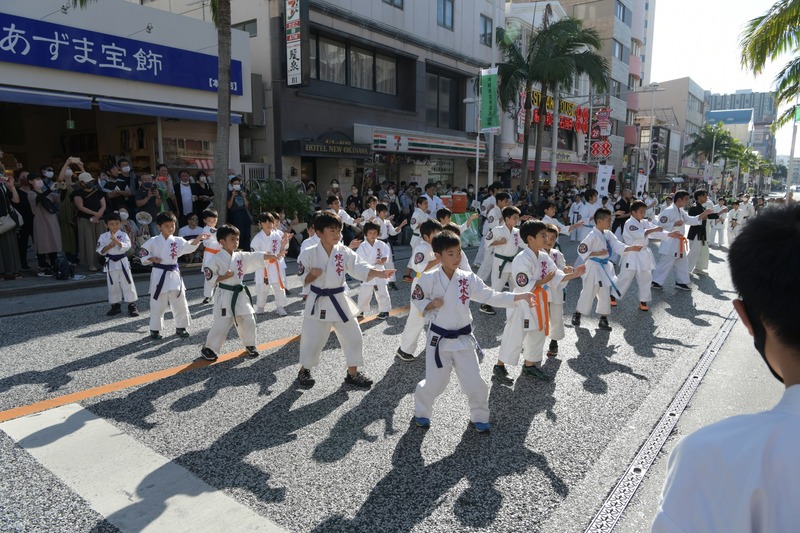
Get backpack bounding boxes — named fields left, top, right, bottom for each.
left=54, top=258, right=74, bottom=280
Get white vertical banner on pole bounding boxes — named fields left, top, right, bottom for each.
left=635, top=170, right=648, bottom=197
left=596, top=164, right=613, bottom=198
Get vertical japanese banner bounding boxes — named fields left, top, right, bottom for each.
left=285, top=0, right=303, bottom=86
left=703, top=160, right=714, bottom=183
left=596, top=164, right=613, bottom=198
left=635, top=171, right=648, bottom=196
left=480, top=67, right=500, bottom=133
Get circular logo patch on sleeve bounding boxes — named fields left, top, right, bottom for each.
left=414, top=252, right=424, bottom=264
left=486, top=230, right=494, bottom=240
left=411, top=218, right=417, bottom=226
left=516, top=273, right=529, bottom=287
left=297, top=261, right=305, bottom=276
left=629, top=225, right=639, bottom=232
left=412, top=284, right=424, bottom=300
left=210, top=228, right=217, bottom=234
left=138, top=248, right=150, bottom=258
left=203, top=267, right=213, bottom=281
left=578, top=243, right=588, bottom=254
left=488, top=216, right=495, bottom=224
left=659, top=216, right=668, bottom=224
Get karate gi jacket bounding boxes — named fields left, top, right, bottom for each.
left=509, top=248, right=565, bottom=331
left=579, top=200, right=602, bottom=228
left=377, top=218, right=401, bottom=240
left=206, top=249, right=266, bottom=316
left=140, top=234, right=200, bottom=297
left=412, top=268, right=515, bottom=351
left=251, top=229, right=285, bottom=284
left=577, top=228, right=627, bottom=289
left=356, top=239, right=390, bottom=287
left=409, top=207, right=429, bottom=237
left=96, top=230, right=132, bottom=275
left=542, top=214, right=569, bottom=235
left=486, top=224, right=524, bottom=274
left=410, top=241, right=435, bottom=274
left=480, top=195, right=496, bottom=216
left=621, top=218, right=667, bottom=271
left=545, top=248, right=569, bottom=305
left=483, top=205, right=501, bottom=236
left=297, top=243, right=373, bottom=322
left=200, top=225, right=220, bottom=266
left=655, top=204, right=703, bottom=257
left=361, top=207, right=378, bottom=225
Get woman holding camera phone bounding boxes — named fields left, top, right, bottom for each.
left=134, top=173, right=162, bottom=237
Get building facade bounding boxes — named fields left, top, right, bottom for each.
left=705, top=89, right=777, bottom=161
left=0, top=0, right=251, bottom=179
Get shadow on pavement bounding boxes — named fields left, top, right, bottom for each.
left=312, top=366, right=567, bottom=532
left=569, top=327, right=648, bottom=394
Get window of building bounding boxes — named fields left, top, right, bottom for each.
left=382, top=0, right=403, bottom=8
left=626, top=110, right=637, bottom=125
left=480, top=14, right=493, bottom=46
left=437, top=0, right=454, bottom=30
left=350, top=46, right=374, bottom=90
left=309, top=32, right=399, bottom=95
left=612, top=40, right=625, bottom=61
left=232, top=19, right=257, bottom=38
left=426, top=70, right=461, bottom=129
left=610, top=78, right=623, bottom=99
left=628, top=74, right=638, bottom=91
left=318, top=37, right=346, bottom=85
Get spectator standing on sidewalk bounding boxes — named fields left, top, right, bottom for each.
left=653, top=205, right=800, bottom=532
left=0, top=167, right=22, bottom=280
left=72, top=172, right=106, bottom=272
left=13, top=170, right=34, bottom=271
left=27, top=173, right=62, bottom=277
left=134, top=173, right=161, bottom=236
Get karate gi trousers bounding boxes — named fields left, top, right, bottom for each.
left=150, top=289, right=191, bottom=332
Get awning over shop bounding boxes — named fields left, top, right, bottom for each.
left=510, top=159, right=597, bottom=173
left=0, top=86, right=93, bottom=109
left=683, top=174, right=703, bottom=181
left=670, top=176, right=684, bottom=183
left=96, top=97, right=242, bottom=124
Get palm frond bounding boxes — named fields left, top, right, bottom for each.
left=740, top=0, right=800, bottom=73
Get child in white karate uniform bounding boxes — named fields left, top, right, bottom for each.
left=402, top=196, right=430, bottom=282
left=540, top=199, right=583, bottom=241
left=250, top=213, right=289, bottom=316
left=295, top=212, right=395, bottom=388
left=140, top=211, right=209, bottom=339
left=200, top=224, right=274, bottom=362
left=483, top=205, right=527, bottom=316
left=356, top=221, right=392, bottom=319
left=543, top=224, right=582, bottom=357
left=436, top=207, right=479, bottom=236
left=300, top=214, right=320, bottom=300
left=396, top=219, right=443, bottom=361
left=413, top=231, right=536, bottom=432
left=376, top=203, right=406, bottom=290
left=493, top=221, right=583, bottom=385
left=572, top=208, right=642, bottom=332
left=474, top=181, right=501, bottom=266
left=199, top=208, right=220, bottom=304
left=97, top=212, right=139, bottom=317
left=476, top=192, right=511, bottom=282
left=615, top=201, right=671, bottom=312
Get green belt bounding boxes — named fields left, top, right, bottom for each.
left=495, top=252, right=519, bottom=274
left=218, top=282, right=253, bottom=325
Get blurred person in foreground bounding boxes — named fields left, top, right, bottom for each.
left=652, top=205, right=800, bottom=532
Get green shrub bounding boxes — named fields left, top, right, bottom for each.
left=247, top=179, right=312, bottom=222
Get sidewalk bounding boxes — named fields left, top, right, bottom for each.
left=613, top=320, right=784, bottom=531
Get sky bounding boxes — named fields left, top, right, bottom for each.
left=649, top=0, right=795, bottom=157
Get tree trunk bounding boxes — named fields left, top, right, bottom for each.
left=531, top=85, right=548, bottom=203
left=213, top=0, right=232, bottom=222
left=520, top=86, right=533, bottom=195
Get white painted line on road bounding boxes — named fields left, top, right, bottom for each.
left=0, top=403, right=285, bottom=533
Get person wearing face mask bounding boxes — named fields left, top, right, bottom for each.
left=134, top=173, right=162, bottom=237
left=55, top=158, right=81, bottom=265
left=101, top=164, right=132, bottom=212
left=347, top=184, right=362, bottom=213
left=226, top=175, right=251, bottom=248
left=327, top=179, right=344, bottom=205
left=653, top=205, right=800, bottom=532
left=193, top=171, right=214, bottom=214
left=173, top=170, right=199, bottom=226
left=72, top=172, right=106, bottom=271
left=26, top=173, right=63, bottom=276
left=116, top=207, right=138, bottom=258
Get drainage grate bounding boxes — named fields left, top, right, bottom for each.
left=585, top=310, right=739, bottom=533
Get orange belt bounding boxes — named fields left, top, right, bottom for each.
left=264, top=259, right=285, bottom=289
left=204, top=248, right=219, bottom=255
left=531, top=286, right=550, bottom=336
left=673, top=235, right=689, bottom=258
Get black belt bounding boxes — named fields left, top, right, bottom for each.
left=309, top=285, right=348, bottom=321
left=151, top=263, right=179, bottom=300
left=105, top=253, right=131, bottom=285
left=218, top=282, right=253, bottom=325
left=428, top=323, right=484, bottom=368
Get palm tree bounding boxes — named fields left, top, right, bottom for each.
left=740, top=0, right=800, bottom=128
left=683, top=122, right=734, bottom=166
left=497, top=9, right=608, bottom=201
left=73, top=0, right=233, bottom=219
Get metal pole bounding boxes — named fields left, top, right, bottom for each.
left=550, top=84, right=559, bottom=189
left=487, top=10, right=497, bottom=189
left=709, top=131, right=716, bottom=191
left=156, top=116, right=164, bottom=164
left=787, top=118, right=798, bottom=198
left=646, top=87, right=656, bottom=180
